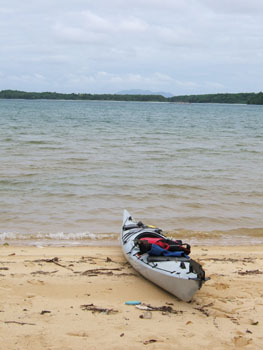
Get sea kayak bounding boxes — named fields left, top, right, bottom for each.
left=121, top=210, right=207, bottom=302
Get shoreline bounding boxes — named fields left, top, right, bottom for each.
left=2, top=228, right=263, bottom=248
left=1, top=90, right=263, bottom=105
left=1, top=234, right=263, bottom=247
left=0, top=244, right=262, bottom=349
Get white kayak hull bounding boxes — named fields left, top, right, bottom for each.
left=121, top=210, right=207, bottom=302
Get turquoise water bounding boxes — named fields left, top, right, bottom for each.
left=0, top=99, right=263, bottom=244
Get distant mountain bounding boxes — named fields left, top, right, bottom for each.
left=116, top=89, right=174, bottom=98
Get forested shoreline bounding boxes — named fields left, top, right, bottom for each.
left=0, top=89, right=263, bottom=104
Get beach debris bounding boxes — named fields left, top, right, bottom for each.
left=136, top=303, right=183, bottom=314
left=31, top=270, right=58, bottom=275
left=117, top=272, right=138, bottom=277
left=246, top=329, right=253, bottom=334
left=67, top=331, right=89, bottom=338
left=8, top=253, right=15, bottom=256
left=226, top=316, right=240, bottom=325
left=249, top=320, right=259, bottom=326
left=125, top=301, right=141, bottom=305
left=81, top=267, right=121, bottom=276
left=194, top=302, right=213, bottom=317
left=0, top=267, right=9, bottom=270
left=186, top=321, right=192, bottom=325
left=33, top=257, right=74, bottom=271
left=238, top=269, right=263, bottom=275
left=200, top=257, right=254, bottom=263
left=106, top=257, right=112, bottom=262
left=143, top=339, right=157, bottom=345
left=199, top=257, right=239, bottom=263
left=40, top=310, right=51, bottom=315
left=80, top=303, right=118, bottom=314
left=3, top=243, right=9, bottom=246
left=120, top=333, right=124, bottom=337
left=2, top=320, right=36, bottom=326
left=79, top=268, right=138, bottom=277
left=139, top=311, right=152, bottom=319
left=136, top=305, right=150, bottom=310
left=80, top=256, right=96, bottom=262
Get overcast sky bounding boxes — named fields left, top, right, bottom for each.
left=1, top=0, right=263, bottom=95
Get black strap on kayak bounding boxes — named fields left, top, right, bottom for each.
left=122, top=227, right=163, bottom=244
left=147, top=256, right=190, bottom=262
left=189, top=259, right=206, bottom=283
left=139, top=255, right=206, bottom=285
left=122, top=228, right=146, bottom=243
left=123, top=223, right=140, bottom=231
left=123, top=220, right=144, bottom=231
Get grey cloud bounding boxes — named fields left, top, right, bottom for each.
left=200, top=0, right=263, bottom=15
left=1, top=0, right=263, bottom=94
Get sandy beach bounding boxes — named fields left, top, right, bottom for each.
left=0, top=244, right=262, bottom=350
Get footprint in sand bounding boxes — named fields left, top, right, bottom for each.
left=213, top=283, right=229, bottom=290
left=233, top=336, right=252, bottom=347
left=26, top=293, right=37, bottom=298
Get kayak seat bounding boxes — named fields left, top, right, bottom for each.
left=147, top=256, right=190, bottom=262
left=135, top=232, right=164, bottom=241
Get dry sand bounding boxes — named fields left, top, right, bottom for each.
left=0, top=244, right=262, bottom=350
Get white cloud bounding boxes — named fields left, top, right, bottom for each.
left=174, top=80, right=200, bottom=89
left=54, top=23, right=108, bottom=44
left=58, top=71, right=176, bottom=93
left=53, top=10, right=113, bottom=44
left=33, top=73, right=45, bottom=80
left=53, top=11, right=149, bottom=46
left=119, top=17, right=148, bottom=32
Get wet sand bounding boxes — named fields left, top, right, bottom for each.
left=0, top=245, right=262, bottom=350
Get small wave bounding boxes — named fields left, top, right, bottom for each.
left=0, top=180, right=11, bottom=185
left=2, top=137, right=13, bottom=142
left=158, top=184, right=204, bottom=190
left=1, top=228, right=262, bottom=247
left=38, top=146, right=64, bottom=150
left=166, top=227, right=263, bottom=243
left=23, top=140, right=49, bottom=145
left=0, top=179, right=33, bottom=186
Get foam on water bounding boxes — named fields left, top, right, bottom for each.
left=0, top=230, right=115, bottom=242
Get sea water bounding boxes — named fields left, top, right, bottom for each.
left=0, top=99, right=262, bottom=245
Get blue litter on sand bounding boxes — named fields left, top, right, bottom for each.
left=125, top=301, right=141, bottom=305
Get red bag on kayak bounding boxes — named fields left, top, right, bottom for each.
left=140, top=237, right=191, bottom=255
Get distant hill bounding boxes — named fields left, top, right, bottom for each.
left=116, top=89, right=174, bottom=98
